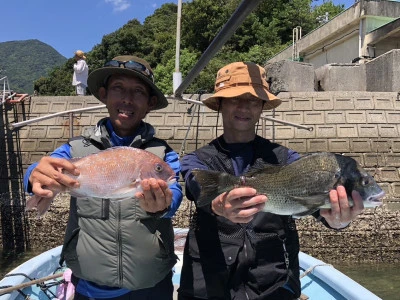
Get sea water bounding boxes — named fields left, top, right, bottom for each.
left=333, top=262, right=400, bottom=300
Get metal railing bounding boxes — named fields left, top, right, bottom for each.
left=11, top=96, right=312, bottom=140
left=1, top=76, right=12, bottom=106
left=11, top=104, right=106, bottom=138
left=167, top=96, right=313, bottom=139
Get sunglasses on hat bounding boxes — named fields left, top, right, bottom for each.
left=104, top=60, right=154, bottom=83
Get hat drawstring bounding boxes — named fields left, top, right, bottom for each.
left=215, top=99, right=222, bottom=138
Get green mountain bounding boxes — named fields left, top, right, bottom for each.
left=0, top=39, right=66, bottom=94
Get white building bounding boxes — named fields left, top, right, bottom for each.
left=267, top=0, right=400, bottom=68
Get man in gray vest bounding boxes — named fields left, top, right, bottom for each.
left=24, top=55, right=183, bottom=299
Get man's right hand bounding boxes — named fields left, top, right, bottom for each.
left=29, top=157, right=80, bottom=198
left=211, top=187, right=267, bottom=223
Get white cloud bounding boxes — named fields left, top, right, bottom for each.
left=152, top=3, right=157, bottom=9
left=105, top=0, right=131, bottom=12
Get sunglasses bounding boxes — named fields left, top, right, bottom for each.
left=104, top=60, right=154, bottom=82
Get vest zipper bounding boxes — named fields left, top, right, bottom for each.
left=243, top=242, right=250, bottom=300
left=117, top=202, right=123, bottom=285
left=243, top=228, right=250, bottom=299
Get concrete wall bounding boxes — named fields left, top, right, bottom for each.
left=1, top=92, right=399, bottom=262
left=268, top=50, right=400, bottom=93
left=366, top=49, right=400, bottom=91
left=267, top=1, right=400, bottom=68
left=315, top=64, right=366, bottom=91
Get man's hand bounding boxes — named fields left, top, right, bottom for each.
left=29, top=156, right=80, bottom=199
left=211, top=187, right=267, bottom=223
left=135, top=178, right=172, bottom=214
left=27, top=156, right=80, bottom=216
left=320, top=185, right=364, bottom=229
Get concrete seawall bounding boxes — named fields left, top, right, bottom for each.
left=1, top=92, right=399, bottom=262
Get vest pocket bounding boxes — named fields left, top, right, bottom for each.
left=76, top=197, right=110, bottom=219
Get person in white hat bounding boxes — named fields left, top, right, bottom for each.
left=72, top=50, right=89, bottom=96
left=178, top=61, right=365, bottom=300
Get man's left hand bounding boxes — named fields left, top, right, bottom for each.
left=135, top=178, right=172, bottom=213
left=320, top=185, right=364, bottom=229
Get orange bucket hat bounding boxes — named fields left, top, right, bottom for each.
left=202, top=62, right=281, bottom=111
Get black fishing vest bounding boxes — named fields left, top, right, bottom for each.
left=179, top=136, right=301, bottom=299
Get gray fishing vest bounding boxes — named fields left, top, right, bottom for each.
left=60, top=120, right=177, bottom=290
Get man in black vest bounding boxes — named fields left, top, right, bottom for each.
left=178, top=62, right=364, bottom=299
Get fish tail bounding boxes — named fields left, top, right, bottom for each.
left=192, top=169, right=235, bottom=207
left=26, top=195, right=55, bottom=217
left=36, top=197, right=54, bottom=217
left=25, top=195, right=41, bottom=211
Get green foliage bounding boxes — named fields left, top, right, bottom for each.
left=2, top=0, right=346, bottom=96
left=0, top=40, right=66, bottom=94
left=312, top=0, right=345, bottom=25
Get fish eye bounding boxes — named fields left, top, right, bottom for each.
left=362, top=177, right=370, bottom=186
left=334, top=171, right=340, bottom=179
left=155, top=164, right=163, bottom=172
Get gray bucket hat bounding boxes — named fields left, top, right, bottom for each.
left=87, top=55, right=168, bottom=110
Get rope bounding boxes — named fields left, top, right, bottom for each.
left=0, top=272, right=64, bottom=295
left=300, top=263, right=333, bottom=279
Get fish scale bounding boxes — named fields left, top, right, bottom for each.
left=192, top=152, right=384, bottom=217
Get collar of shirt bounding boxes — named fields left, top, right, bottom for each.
left=105, top=119, right=145, bottom=147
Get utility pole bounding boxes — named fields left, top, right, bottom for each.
left=173, top=0, right=182, bottom=94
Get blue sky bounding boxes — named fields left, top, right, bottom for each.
left=1, top=0, right=355, bottom=59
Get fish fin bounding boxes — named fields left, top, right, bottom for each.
left=93, top=180, right=142, bottom=199
left=286, top=193, right=328, bottom=217
left=107, top=186, right=139, bottom=198
left=288, top=193, right=328, bottom=205
left=245, top=164, right=283, bottom=177
left=69, top=157, right=81, bottom=163
left=191, top=169, right=236, bottom=207
left=292, top=208, right=320, bottom=218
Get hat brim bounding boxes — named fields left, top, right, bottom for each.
left=202, top=85, right=281, bottom=111
left=87, top=67, right=168, bottom=110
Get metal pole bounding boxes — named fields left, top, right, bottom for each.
left=11, top=104, right=105, bottom=129
left=166, top=96, right=314, bottom=131
left=260, top=115, right=313, bottom=131
left=69, top=112, right=74, bottom=138
left=262, top=117, right=266, bottom=138
left=173, top=0, right=183, bottom=93
left=174, top=0, right=263, bottom=97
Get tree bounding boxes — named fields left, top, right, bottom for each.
left=34, top=0, right=345, bottom=95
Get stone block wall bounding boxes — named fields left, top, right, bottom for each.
left=2, top=91, right=400, bottom=262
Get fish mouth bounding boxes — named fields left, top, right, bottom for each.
left=365, top=191, right=385, bottom=207
left=167, top=176, right=178, bottom=186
